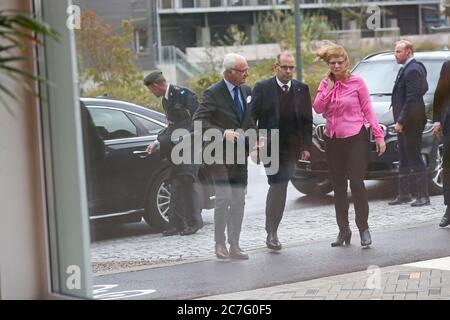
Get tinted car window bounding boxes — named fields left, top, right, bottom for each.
left=352, top=60, right=445, bottom=95
left=89, top=107, right=138, bottom=140
left=127, top=113, right=164, bottom=136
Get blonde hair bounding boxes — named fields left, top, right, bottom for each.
left=395, top=40, right=414, bottom=54
left=315, top=40, right=351, bottom=80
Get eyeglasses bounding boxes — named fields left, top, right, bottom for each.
left=277, top=65, right=296, bottom=71
left=328, top=61, right=346, bottom=66
left=232, top=68, right=249, bottom=74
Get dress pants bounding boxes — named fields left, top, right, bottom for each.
left=324, top=127, right=370, bottom=231
left=170, top=175, right=203, bottom=229
left=265, top=158, right=296, bottom=233
left=211, top=164, right=247, bottom=246
left=397, top=126, right=428, bottom=197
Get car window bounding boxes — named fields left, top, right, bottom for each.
left=352, top=59, right=446, bottom=95
left=127, top=113, right=164, bottom=136
left=88, top=107, right=138, bottom=140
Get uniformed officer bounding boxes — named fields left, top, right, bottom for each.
left=144, top=70, right=203, bottom=236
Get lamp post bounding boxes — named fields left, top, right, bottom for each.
left=293, top=0, right=302, bottom=81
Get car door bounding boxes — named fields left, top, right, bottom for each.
left=86, top=105, right=165, bottom=216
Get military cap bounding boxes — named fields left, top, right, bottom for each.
left=143, top=70, right=164, bottom=86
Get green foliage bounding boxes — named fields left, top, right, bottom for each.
left=217, top=25, right=248, bottom=46
left=257, top=11, right=334, bottom=49
left=186, top=72, right=222, bottom=99
left=0, top=10, right=59, bottom=113
left=76, top=11, right=161, bottom=111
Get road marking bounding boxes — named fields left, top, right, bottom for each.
left=93, top=284, right=156, bottom=300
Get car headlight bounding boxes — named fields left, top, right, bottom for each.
left=387, top=124, right=397, bottom=136
left=388, top=120, right=434, bottom=135
left=423, top=120, right=434, bottom=134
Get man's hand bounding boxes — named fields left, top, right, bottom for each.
left=300, top=150, right=310, bottom=161
left=434, top=124, right=442, bottom=138
left=394, top=122, right=403, bottom=133
left=146, top=143, right=158, bottom=155
left=224, top=129, right=240, bottom=142
left=376, top=140, right=386, bottom=156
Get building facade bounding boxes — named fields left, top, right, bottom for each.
left=157, top=0, right=442, bottom=50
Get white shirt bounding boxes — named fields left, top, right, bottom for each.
left=276, top=77, right=291, bottom=91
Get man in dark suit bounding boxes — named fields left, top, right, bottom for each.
left=249, top=52, right=312, bottom=250
left=389, top=40, right=430, bottom=207
left=193, top=53, right=255, bottom=260
left=433, top=61, right=450, bottom=227
left=144, top=70, right=203, bottom=236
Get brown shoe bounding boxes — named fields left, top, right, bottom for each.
left=215, top=243, right=229, bottom=259
left=229, top=245, right=249, bottom=260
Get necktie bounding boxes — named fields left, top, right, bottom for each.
left=282, top=84, right=289, bottom=93
left=395, top=66, right=404, bottom=84
left=233, top=86, right=244, bottom=121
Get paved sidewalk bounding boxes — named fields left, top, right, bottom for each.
left=202, top=257, right=450, bottom=300
left=91, top=192, right=445, bottom=273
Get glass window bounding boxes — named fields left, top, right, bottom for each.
left=89, top=108, right=138, bottom=140
left=128, top=113, right=165, bottom=136
left=352, top=60, right=446, bottom=95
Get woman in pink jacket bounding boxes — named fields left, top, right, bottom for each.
left=313, top=41, right=386, bottom=248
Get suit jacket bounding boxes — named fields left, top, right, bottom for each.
left=158, top=84, right=199, bottom=157
left=193, top=79, right=256, bottom=163
left=249, top=77, right=312, bottom=159
left=433, top=61, right=450, bottom=133
left=391, top=58, right=428, bottom=132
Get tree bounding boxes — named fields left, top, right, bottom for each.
left=76, top=11, right=160, bottom=110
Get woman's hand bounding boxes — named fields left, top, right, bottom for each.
left=327, top=78, right=334, bottom=91
left=376, top=140, right=386, bottom=156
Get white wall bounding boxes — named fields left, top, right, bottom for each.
left=0, top=0, right=48, bottom=299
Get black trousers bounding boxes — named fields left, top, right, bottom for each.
left=265, top=158, right=296, bottom=233
left=397, top=126, right=428, bottom=197
left=442, top=130, right=450, bottom=205
left=168, top=175, right=203, bottom=230
left=211, top=164, right=247, bottom=246
left=325, top=127, right=370, bottom=232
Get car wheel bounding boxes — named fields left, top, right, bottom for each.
left=143, top=170, right=171, bottom=231
left=291, top=177, right=333, bottom=196
left=429, top=143, right=443, bottom=195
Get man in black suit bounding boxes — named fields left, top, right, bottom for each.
left=249, top=52, right=312, bottom=250
left=193, top=53, right=255, bottom=260
left=433, top=61, right=450, bottom=227
left=144, top=70, right=203, bottom=236
left=389, top=40, right=430, bottom=207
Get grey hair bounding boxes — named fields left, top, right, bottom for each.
left=222, top=53, right=242, bottom=75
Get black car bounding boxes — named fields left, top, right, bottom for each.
left=81, top=97, right=213, bottom=230
left=292, top=50, right=450, bottom=196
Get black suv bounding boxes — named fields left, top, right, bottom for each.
left=82, top=98, right=214, bottom=230
left=292, top=50, right=450, bottom=196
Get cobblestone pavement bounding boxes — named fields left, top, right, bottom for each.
left=202, top=257, right=450, bottom=300
left=90, top=190, right=446, bottom=274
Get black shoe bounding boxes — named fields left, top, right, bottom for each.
left=331, top=229, right=352, bottom=247
left=162, top=228, right=179, bottom=237
left=411, top=196, right=430, bottom=207
left=360, top=229, right=372, bottom=247
left=229, top=245, right=249, bottom=260
left=439, top=214, right=450, bottom=227
left=266, top=232, right=282, bottom=250
left=388, top=195, right=412, bottom=205
left=215, top=243, right=229, bottom=259
left=180, top=226, right=200, bottom=236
